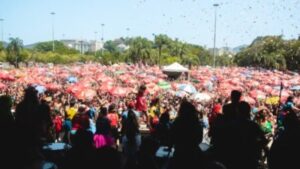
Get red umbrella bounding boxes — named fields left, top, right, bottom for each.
left=75, top=89, right=97, bottom=100
left=0, top=74, right=15, bottom=81
left=249, top=90, right=266, bottom=99
left=66, top=85, right=83, bottom=94
left=0, top=83, right=7, bottom=90
left=262, top=85, right=272, bottom=94
left=99, top=82, right=114, bottom=92
left=45, top=84, right=61, bottom=91
left=125, top=78, right=137, bottom=84
left=242, top=96, right=256, bottom=105
left=110, top=87, right=128, bottom=97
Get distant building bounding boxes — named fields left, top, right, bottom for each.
left=60, top=40, right=103, bottom=54
left=117, top=43, right=129, bottom=52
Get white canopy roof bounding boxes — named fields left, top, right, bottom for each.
left=162, top=62, right=189, bottom=72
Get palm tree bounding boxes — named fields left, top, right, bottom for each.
left=6, top=37, right=23, bottom=68
left=154, top=34, right=171, bottom=66
left=128, top=37, right=152, bottom=63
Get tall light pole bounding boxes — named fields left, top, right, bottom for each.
left=101, top=23, right=105, bottom=56
left=0, top=18, right=4, bottom=42
left=213, top=3, right=219, bottom=67
left=50, top=12, right=55, bottom=52
left=94, top=31, right=98, bottom=56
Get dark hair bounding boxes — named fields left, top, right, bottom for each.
left=178, top=100, right=198, bottom=120
left=286, top=96, right=294, bottom=103
left=96, top=117, right=111, bottom=135
left=237, top=101, right=251, bottom=120
left=100, top=107, right=108, bottom=116
left=70, top=99, right=76, bottom=107
left=24, top=86, right=39, bottom=104
left=125, top=109, right=139, bottom=144
left=231, top=90, right=242, bottom=103
left=150, top=98, right=159, bottom=107
left=140, top=85, right=146, bottom=91
left=108, top=104, right=116, bottom=113
left=15, top=86, right=40, bottom=128
left=159, top=111, right=170, bottom=124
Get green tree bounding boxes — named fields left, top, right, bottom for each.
left=154, top=34, right=171, bottom=65
left=6, top=37, right=24, bottom=67
left=284, top=40, right=300, bottom=70
left=0, top=42, right=5, bottom=61
left=128, top=37, right=152, bottom=63
left=235, top=36, right=287, bottom=70
left=104, top=40, right=118, bottom=53
left=34, top=41, right=79, bottom=54
left=0, top=42, right=4, bottom=51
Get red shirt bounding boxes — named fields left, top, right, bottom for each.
left=136, top=93, right=147, bottom=112
left=209, top=103, right=222, bottom=126
left=107, top=113, right=119, bottom=128
left=53, top=115, right=62, bottom=132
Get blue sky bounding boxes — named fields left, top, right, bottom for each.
left=0, top=0, right=299, bottom=47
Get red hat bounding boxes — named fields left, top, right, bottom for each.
left=128, top=101, right=135, bottom=109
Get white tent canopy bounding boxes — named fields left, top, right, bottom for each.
left=162, top=62, right=189, bottom=72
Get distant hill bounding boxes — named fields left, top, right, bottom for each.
left=1, top=41, right=8, bottom=48
left=24, top=42, right=40, bottom=49
left=207, top=44, right=248, bottom=56
left=232, top=45, right=248, bottom=53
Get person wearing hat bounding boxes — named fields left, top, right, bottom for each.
left=122, top=101, right=140, bottom=120
left=121, top=101, right=140, bottom=136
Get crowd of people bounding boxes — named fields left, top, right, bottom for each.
left=1, top=63, right=300, bottom=169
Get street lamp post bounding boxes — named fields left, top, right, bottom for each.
left=50, top=12, right=55, bottom=52
left=0, top=18, right=4, bottom=43
left=213, top=3, right=219, bottom=67
left=94, top=31, right=98, bottom=56
left=101, top=24, right=105, bottom=56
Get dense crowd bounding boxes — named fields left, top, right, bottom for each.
left=1, top=64, right=300, bottom=169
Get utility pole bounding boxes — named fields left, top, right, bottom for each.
left=101, top=24, right=105, bottom=56
left=50, top=12, right=55, bottom=52
left=213, top=4, right=219, bottom=67
left=94, top=31, right=98, bottom=56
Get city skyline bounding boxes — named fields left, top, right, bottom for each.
left=0, top=0, right=299, bottom=47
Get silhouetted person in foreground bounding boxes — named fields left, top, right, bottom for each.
left=0, top=95, right=19, bottom=169
left=137, top=136, right=160, bottom=169
left=62, top=129, right=95, bottom=169
left=122, top=109, right=141, bottom=169
left=233, top=101, right=268, bottom=169
left=153, top=109, right=172, bottom=146
left=268, top=110, right=300, bottom=169
left=223, top=90, right=242, bottom=119
left=94, top=146, right=121, bottom=169
left=210, top=91, right=267, bottom=169
left=15, top=87, right=40, bottom=145
left=169, top=100, right=204, bottom=169
left=15, top=87, right=52, bottom=168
